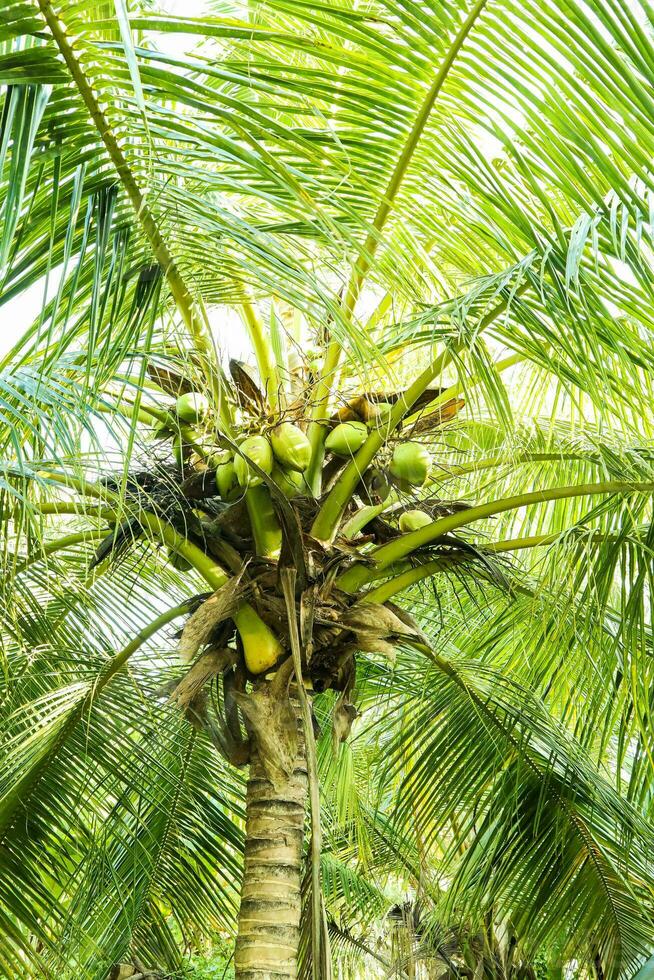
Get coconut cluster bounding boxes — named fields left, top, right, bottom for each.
left=155, top=383, right=437, bottom=531
left=94, top=355, right=470, bottom=780
left=115, top=362, right=469, bottom=690
left=173, top=395, right=313, bottom=498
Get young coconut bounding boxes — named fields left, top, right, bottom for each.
left=271, top=465, right=304, bottom=498
left=234, top=605, right=282, bottom=674
left=360, top=466, right=391, bottom=503
left=389, top=442, right=431, bottom=488
left=176, top=391, right=210, bottom=423
left=215, top=459, right=237, bottom=497
left=325, top=421, right=368, bottom=457
left=270, top=422, right=311, bottom=472
left=399, top=509, right=432, bottom=533
left=208, top=448, right=231, bottom=467
left=366, top=401, right=393, bottom=426
left=234, top=435, right=273, bottom=487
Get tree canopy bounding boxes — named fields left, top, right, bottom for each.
left=1, top=0, right=654, bottom=978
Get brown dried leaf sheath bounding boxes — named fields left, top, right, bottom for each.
left=341, top=602, right=420, bottom=639
left=171, top=647, right=237, bottom=708
left=179, top=571, right=246, bottom=662
left=147, top=363, right=195, bottom=396
left=332, top=701, right=359, bottom=750
left=410, top=397, right=465, bottom=434
left=229, top=358, right=266, bottom=410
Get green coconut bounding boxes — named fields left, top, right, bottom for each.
left=361, top=466, right=391, bottom=503
left=234, top=435, right=273, bottom=487
left=270, top=422, right=311, bottom=472
left=389, top=442, right=431, bottom=487
left=215, top=459, right=237, bottom=497
left=176, top=391, right=210, bottom=423
left=271, top=465, right=304, bottom=498
left=366, top=401, right=394, bottom=427
left=399, top=509, right=432, bottom=533
left=325, top=421, right=368, bottom=457
left=208, top=448, right=231, bottom=468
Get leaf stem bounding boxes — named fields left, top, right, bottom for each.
left=351, top=531, right=592, bottom=602
left=405, top=351, right=523, bottom=426
left=488, top=531, right=623, bottom=552
left=361, top=557, right=454, bottom=604
left=342, top=0, right=489, bottom=316
left=25, top=498, right=229, bottom=589
left=432, top=451, right=602, bottom=484
left=24, top=499, right=277, bottom=656
left=13, top=529, right=106, bottom=574
left=337, top=481, right=654, bottom=591
left=241, top=300, right=279, bottom=411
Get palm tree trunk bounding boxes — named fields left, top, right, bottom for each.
left=235, top=721, right=308, bottom=979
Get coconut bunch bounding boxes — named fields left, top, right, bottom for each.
left=324, top=388, right=465, bottom=529
left=148, top=355, right=459, bottom=539
left=324, top=412, right=465, bottom=543
left=135, top=350, right=473, bottom=589
left=149, top=360, right=311, bottom=504
left=91, top=353, right=474, bottom=698
left=81, top=351, right=488, bottom=771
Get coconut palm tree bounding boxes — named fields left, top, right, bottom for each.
left=2, top=0, right=654, bottom=978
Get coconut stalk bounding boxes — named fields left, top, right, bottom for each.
left=337, top=480, right=654, bottom=593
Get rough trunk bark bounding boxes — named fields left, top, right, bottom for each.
left=235, top=719, right=308, bottom=979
